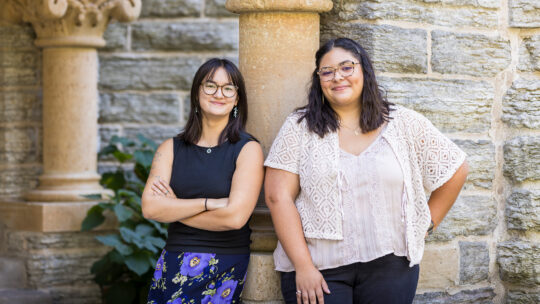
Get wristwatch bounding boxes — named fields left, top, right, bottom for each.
left=427, top=220, right=435, bottom=235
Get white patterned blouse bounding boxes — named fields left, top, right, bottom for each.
left=264, top=106, right=466, bottom=267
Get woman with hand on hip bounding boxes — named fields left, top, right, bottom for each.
left=264, top=38, right=468, bottom=304
left=142, top=58, right=264, bottom=304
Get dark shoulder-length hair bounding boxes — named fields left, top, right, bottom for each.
left=178, top=58, right=248, bottom=145
left=298, top=38, right=394, bottom=137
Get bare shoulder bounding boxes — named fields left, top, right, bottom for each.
left=154, top=138, right=174, bottom=161
left=237, top=141, right=263, bottom=165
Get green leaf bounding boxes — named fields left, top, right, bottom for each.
left=96, top=234, right=133, bottom=256
left=135, top=224, right=154, bottom=236
left=133, top=163, right=150, bottom=183
left=104, top=281, right=136, bottom=304
left=101, top=171, right=126, bottom=192
left=134, top=150, right=154, bottom=168
left=113, top=204, right=133, bottom=222
left=112, top=150, right=133, bottom=163
left=125, top=251, right=151, bottom=276
left=148, top=219, right=168, bottom=236
left=137, top=134, right=158, bottom=150
left=97, top=202, right=115, bottom=210
left=146, top=236, right=166, bottom=249
left=98, top=144, right=118, bottom=157
left=119, top=227, right=143, bottom=248
left=81, top=205, right=105, bottom=231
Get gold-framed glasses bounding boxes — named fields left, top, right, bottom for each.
left=317, top=61, right=360, bottom=82
left=202, top=81, right=238, bottom=98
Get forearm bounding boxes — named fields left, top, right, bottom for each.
left=428, top=161, right=469, bottom=228
left=268, top=199, right=314, bottom=271
left=141, top=194, right=205, bottom=223
left=180, top=205, right=238, bottom=231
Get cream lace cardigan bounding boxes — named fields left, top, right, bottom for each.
left=264, top=106, right=466, bottom=266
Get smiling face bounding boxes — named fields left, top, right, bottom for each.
left=319, top=47, right=364, bottom=110
left=198, top=67, right=238, bottom=119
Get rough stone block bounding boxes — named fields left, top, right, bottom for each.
left=205, top=0, right=237, bottom=17
left=102, top=22, right=127, bottom=51
left=518, top=35, right=540, bottom=72
left=0, top=25, right=36, bottom=48
left=324, top=0, right=499, bottom=28
left=507, top=290, right=540, bottom=304
left=431, top=31, right=511, bottom=76
left=503, top=136, right=540, bottom=183
left=26, top=248, right=109, bottom=287
left=0, top=51, right=39, bottom=68
left=0, top=166, right=41, bottom=199
left=140, top=0, right=201, bottom=17
left=428, top=195, right=496, bottom=241
left=42, top=284, right=101, bottom=304
left=0, top=289, right=52, bottom=304
left=0, top=127, right=39, bottom=163
left=509, top=0, right=540, bottom=28
left=506, top=188, right=540, bottom=232
left=0, top=67, right=39, bottom=86
left=454, top=139, right=495, bottom=190
left=459, top=241, right=489, bottom=284
left=242, top=253, right=282, bottom=301
left=7, top=231, right=108, bottom=252
left=0, top=257, right=27, bottom=288
left=502, top=78, right=540, bottom=129
left=379, top=77, right=493, bottom=133
left=0, top=90, right=41, bottom=123
left=414, top=288, right=495, bottom=304
left=418, top=246, right=458, bottom=289
left=183, top=94, right=191, bottom=123
left=497, top=241, right=540, bottom=287
left=99, top=92, right=181, bottom=123
left=124, top=125, right=181, bottom=144
left=99, top=56, right=202, bottom=90
left=132, top=21, right=238, bottom=51
left=321, top=23, right=427, bottom=74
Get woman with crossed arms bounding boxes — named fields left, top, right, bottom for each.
left=264, top=38, right=468, bottom=304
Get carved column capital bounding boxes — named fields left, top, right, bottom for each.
left=8, top=0, right=141, bottom=48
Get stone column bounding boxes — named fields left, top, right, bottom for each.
left=0, top=0, right=140, bottom=231
left=226, top=1, right=333, bottom=302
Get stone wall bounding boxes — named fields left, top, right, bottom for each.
left=322, top=0, right=539, bottom=303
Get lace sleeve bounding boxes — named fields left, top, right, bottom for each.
left=408, top=111, right=467, bottom=192
left=264, top=113, right=302, bottom=175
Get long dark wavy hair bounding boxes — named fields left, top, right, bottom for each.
left=298, top=38, right=394, bottom=137
left=178, top=58, right=248, bottom=145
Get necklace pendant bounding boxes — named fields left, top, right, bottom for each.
left=354, top=130, right=359, bottom=136
left=206, top=148, right=212, bottom=154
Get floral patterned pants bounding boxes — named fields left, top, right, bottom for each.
left=147, top=249, right=250, bottom=304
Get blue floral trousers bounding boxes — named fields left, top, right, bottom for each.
left=147, top=250, right=250, bottom=304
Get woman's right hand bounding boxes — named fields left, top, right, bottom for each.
left=206, top=198, right=228, bottom=211
left=295, top=264, right=330, bottom=304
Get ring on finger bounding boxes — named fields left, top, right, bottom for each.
left=296, top=290, right=302, bottom=295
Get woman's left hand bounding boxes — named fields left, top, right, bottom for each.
left=152, top=179, right=176, bottom=198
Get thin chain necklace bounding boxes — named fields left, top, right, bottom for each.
left=340, top=123, right=361, bottom=136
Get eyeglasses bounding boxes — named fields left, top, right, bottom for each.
left=317, top=61, right=360, bottom=82
left=201, top=81, right=238, bottom=98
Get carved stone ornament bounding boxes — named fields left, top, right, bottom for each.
left=6, top=0, right=141, bottom=47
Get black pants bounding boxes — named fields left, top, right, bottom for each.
left=280, top=254, right=419, bottom=304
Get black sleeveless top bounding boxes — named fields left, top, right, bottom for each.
left=164, top=132, right=255, bottom=254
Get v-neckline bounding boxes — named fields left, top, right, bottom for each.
left=339, top=124, right=387, bottom=157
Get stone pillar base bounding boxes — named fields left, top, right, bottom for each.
left=0, top=200, right=116, bottom=232
left=243, top=252, right=283, bottom=303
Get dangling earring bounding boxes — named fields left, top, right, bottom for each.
left=195, top=107, right=198, bottom=113
left=233, top=106, right=238, bottom=118
left=322, top=94, right=325, bottom=105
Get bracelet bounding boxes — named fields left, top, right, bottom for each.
left=204, top=198, right=208, bottom=211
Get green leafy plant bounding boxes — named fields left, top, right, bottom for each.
left=81, top=135, right=168, bottom=304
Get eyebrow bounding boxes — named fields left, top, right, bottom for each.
left=320, top=60, right=355, bottom=69
left=204, top=80, right=234, bottom=85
